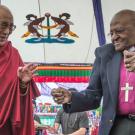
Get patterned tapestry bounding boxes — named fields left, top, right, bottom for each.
left=33, top=64, right=101, bottom=132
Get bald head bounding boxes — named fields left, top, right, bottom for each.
left=0, top=5, right=13, bottom=21
left=115, top=9, right=135, bottom=16
left=110, top=9, right=135, bottom=52
left=111, top=9, right=135, bottom=26
left=0, top=5, right=14, bottom=46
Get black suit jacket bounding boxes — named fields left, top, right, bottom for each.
left=64, top=43, right=122, bottom=135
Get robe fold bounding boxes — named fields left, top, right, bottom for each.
left=0, top=41, right=40, bottom=135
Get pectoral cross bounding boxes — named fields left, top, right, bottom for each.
left=121, top=83, right=133, bottom=102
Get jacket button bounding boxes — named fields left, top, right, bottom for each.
left=109, top=119, right=113, bottom=123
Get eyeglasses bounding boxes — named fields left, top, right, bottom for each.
left=0, top=21, right=16, bottom=31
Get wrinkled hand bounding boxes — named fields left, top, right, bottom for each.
left=17, top=63, right=37, bottom=83
left=51, top=87, right=72, bottom=104
left=123, top=50, right=135, bottom=72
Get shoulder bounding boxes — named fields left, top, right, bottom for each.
left=10, top=45, right=20, bottom=56
left=12, top=46, right=19, bottom=53
left=95, top=43, right=115, bottom=58
left=8, top=41, right=18, bottom=51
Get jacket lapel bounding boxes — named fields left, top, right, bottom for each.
left=107, top=51, right=122, bottom=106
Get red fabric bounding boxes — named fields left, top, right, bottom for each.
left=33, top=76, right=90, bottom=82
left=0, top=41, right=40, bottom=135
left=91, top=126, right=99, bottom=135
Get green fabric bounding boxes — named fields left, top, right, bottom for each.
left=36, top=70, right=92, bottom=76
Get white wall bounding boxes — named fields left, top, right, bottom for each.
left=2, top=0, right=98, bottom=63
left=2, top=0, right=135, bottom=63
left=102, top=0, right=135, bottom=43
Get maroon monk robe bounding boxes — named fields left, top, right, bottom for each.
left=0, top=41, right=40, bottom=135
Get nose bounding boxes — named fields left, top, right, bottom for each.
left=2, top=27, right=11, bottom=35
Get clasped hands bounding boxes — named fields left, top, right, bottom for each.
left=123, top=50, right=135, bottom=72
left=51, top=87, right=72, bottom=104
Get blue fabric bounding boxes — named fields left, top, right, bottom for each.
left=92, top=0, right=106, bottom=46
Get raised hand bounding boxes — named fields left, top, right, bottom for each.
left=51, top=87, right=72, bottom=104
left=17, top=63, right=37, bottom=83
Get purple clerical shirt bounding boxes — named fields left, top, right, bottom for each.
left=118, top=59, right=135, bottom=115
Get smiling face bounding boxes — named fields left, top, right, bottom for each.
left=110, top=10, right=135, bottom=52
left=0, top=5, right=14, bottom=47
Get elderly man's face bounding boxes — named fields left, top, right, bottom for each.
left=110, top=16, right=135, bottom=52
left=0, top=7, right=14, bottom=46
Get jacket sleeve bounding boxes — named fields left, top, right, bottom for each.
left=63, top=48, right=103, bottom=113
